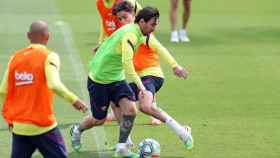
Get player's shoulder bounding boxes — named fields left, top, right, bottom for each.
left=47, top=50, right=58, bottom=57
left=123, top=32, right=138, bottom=43
left=46, top=51, right=60, bottom=62
left=45, top=51, right=60, bottom=68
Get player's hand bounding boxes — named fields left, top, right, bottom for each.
left=173, top=65, right=188, bottom=79
left=138, top=87, right=148, bottom=100
left=73, top=100, right=88, bottom=113
left=92, top=44, right=100, bottom=55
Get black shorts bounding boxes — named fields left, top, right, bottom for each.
left=129, top=76, right=164, bottom=101
left=87, top=77, right=136, bottom=120
left=11, top=127, right=67, bottom=158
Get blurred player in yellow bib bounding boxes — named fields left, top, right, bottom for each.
left=112, top=1, right=194, bottom=149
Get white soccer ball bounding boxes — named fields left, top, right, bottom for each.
left=138, top=138, right=160, bottom=158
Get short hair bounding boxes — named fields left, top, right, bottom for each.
left=134, top=6, right=160, bottom=23
left=112, top=1, right=135, bottom=16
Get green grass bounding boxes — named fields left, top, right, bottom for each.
left=1, top=0, right=280, bottom=157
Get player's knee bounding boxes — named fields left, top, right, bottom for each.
left=119, top=98, right=138, bottom=115
left=128, top=105, right=138, bottom=115
left=123, top=103, right=137, bottom=116
left=139, top=104, right=151, bottom=115
left=89, top=116, right=105, bottom=126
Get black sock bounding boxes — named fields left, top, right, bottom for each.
left=119, top=115, right=136, bottom=143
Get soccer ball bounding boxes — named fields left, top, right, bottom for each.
left=138, top=138, right=160, bottom=158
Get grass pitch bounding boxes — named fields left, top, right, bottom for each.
left=0, top=0, right=280, bottom=157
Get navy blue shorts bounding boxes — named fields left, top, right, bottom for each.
left=87, top=77, right=136, bottom=120
left=11, top=127, right=67, bottom=158
left=129, top=76, right=164, bottom=100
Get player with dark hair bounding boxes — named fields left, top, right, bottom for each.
left=96, top=0, right=141, bottom=43
left=112, top=1, right=194, bottom=150
left=95, top=0, right=157, bottom=125
left=71, top=7, right=162, bottom=158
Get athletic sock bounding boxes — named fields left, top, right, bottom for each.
left=165, top=116, right=189, bottom=138
left=119, top=115, right=136, bottom=143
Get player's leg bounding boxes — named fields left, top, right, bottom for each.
left=112, top=81, right=138, bottom=157
left=170, top=0, right=179, bottom=42
left=111, top=103, right=122, bottom=123
left=110, top=92, right=135, bottom=149
left=70, top=78, right=109, bottom=151
left=182, top=0, right=191, bottom=29
left=138, top=76, right=166, bottom=121
left=138, top=76, right=194, bottom=149
left=11, top=134, right=36, bottom=158
left=179, top=0, right=191, bottom=42
left=106, top=105, right=117, bottom=122
left=114, top=98, right=138, bottom=157
left=129, top=80, right=161, bottom=125
left=34, top=128, right=67, bottom=158
left=142, top=101, right=193, bottom=149
left=149, top=97, right=162, bottom=125
left=70, top=116, right=107, bottom=152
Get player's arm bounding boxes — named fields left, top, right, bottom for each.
left=0, top=69, right=8, bottom=103
left=135, top=1, right=142, bottom=12
left=96, top=0, right=107, bottom=43
left=92, top=20, right=104, bottom=55
left=149, top=35, right=178, bottom=67
left=126, top=0, right=142, bottom=12
left=45, top=52, right=87, bottom=112
left=149, top=35, right=188, bottom=79
left=0, top=56, right=13, bottom=103
left=136, top=1, right=142, bottom=10
left=121, top=33, right=145, bottom=91
left=98, top=19, right=107, bottom=43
